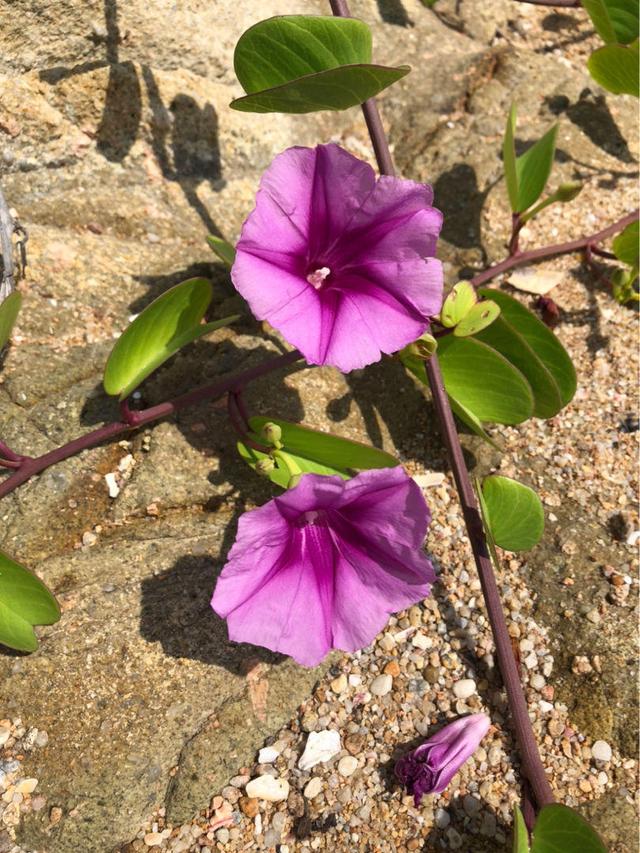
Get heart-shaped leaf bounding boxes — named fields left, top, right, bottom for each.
left=0, top=551, right=60, bottom=652
left=476, top=288, right=576, bottom=417
left=0, top=291, right=22, bottom=351
left=454, top=299, right=501, bottom=337
left=612, top=220, right=639, bottom=267
left=231, top=16, right=409, bottom=113
left=207, top=235, right=236, bottom=269
left=440, top=281, right=478, bottom=327
left=103, top=278, right=237, bottom=399
left=481, top=475, right=544, bottom=551
left=588, top=39, right=639, bottom=96
left=437, top=335, right=534, bottom=425
left=531, top=804, right=607, bottom=853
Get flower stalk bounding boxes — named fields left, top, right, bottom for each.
left=329, top=0, right=555, bottom=814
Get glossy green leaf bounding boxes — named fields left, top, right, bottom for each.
left=231, top=16, right=409, bottom=113
left=588, top=39, right=639, bottom=96
left=249, top=416, right=399, bottom=472
left=512, top=806, right=531, bottom=853
left=0, top=551, right=60, bottom=652
left=531, top=804, right=607, bottom=853
left=503, top=104, right=520, bottom=212
left=104, top=279, right=236, bottom=399
left=481, top=475, right=544, bottom=551
left=237, top=441, right=348, bottom=489
left=449, top=396, right=499, bottom=448
left=437, top=335, right=534, bottom=425
left=477, top=289, right=576, bottom=415
left=440, top=281, right=478, bottom=327
left=454, top=299, right=501, bottom=337
left=583, top=0, right=638, bottom=44
left=611, top=264, right=639, bottom=303
left=516, top=124, right=558, bottom=213
left=0, top=291, right=21, bottom=351
left=231, top=64, right=409, bottom=113
left=207, top=235, right=236, bottom=269
left=612, top=220, right=639, bottom=267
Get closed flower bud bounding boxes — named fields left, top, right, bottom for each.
left=255, top=457, right=275, bottom=475
left=261, top=422, right=282, bottom=446
left=555, top=182, right=582, bottom=202
left=406, top=332, right=438, bottom=361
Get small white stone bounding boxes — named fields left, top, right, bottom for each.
left=539, top=700, right=554, bottom=713
left=245, top=775, right=289, bottom=802
left=0, top=727, right=10, bottom=747
left=453, top=679, right=476, bottom=699
left=530, top=674, right=546, bottom=691
left=591, top=740, right=612, bottom=762
left=104, top=472, right=120, bottom=498
left=524, top=652, right=538, bottom=670
left=370, top=674, right=393, bottom=697
left=144, top=832, right=164, bottom=846
left=303, top=777, right=323, bottom=799
left=258, top=746, right=280, bottom=764
left=348, top=674, right=362, bottom=686
left=411, top=633, right=430, bottom=650
left=298, top=730, right=341, bottom=771
left=337, top=756, right=358, bottom=777
left=435, top=808, right=450, bottom=829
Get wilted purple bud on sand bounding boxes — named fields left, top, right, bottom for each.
left=211, top=467, right=435, bottom=667
left=231, top=143, right=443, bottom=372
left=395, top=714, right=491, bottom=805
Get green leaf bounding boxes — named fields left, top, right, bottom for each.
left=481, top=475, right=544, bottom=551
left=0, top=291, right=22, bottom=351
left=476, top=289, right=576, bottom=416
left=583, top=0, right=619, bottom=42
left=103, top=278, right=236, bottom=399
left=231, top=16, right=409, bottom=113
left=453, top=299, right=501, bottom=337
left=231, top=64, right=409, bottom=114
left=207, top=235, right=236, bottom=269
left=238, top=441, right=348, bottom=489
left=0, top=551, right=60, bottom=652
left=449, top=396, right=499, bottom=448
left=249, top=416, right=398, bottom=472
left=503, top=104, right=520, bottom=212
left=516, top=124, right=558, bottom=213
left=612, top=220, right=639, bottom=267
left=531, top=804, right=607, bottom=853
left=611, top=264, right=639, bottom=303
left=440, top=281, right=478, bottom=327
left=583, top=0, right=638, bottom=44
left=588, top=39, right=639, bottom=96
left=512, top=806, right=531, bottom=853
left=437, top=335, right=534, bottom=425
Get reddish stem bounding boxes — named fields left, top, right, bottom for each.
left=0, top=350, right=301, bottom=500
left=330, top=0, right=554, bottom=813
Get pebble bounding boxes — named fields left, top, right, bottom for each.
left=298, top=730, right=341, bottom=770
left=245, top=776, right=289, bottom=802
left=0, top=729, right=9, bottom=748
left=257, top=746, right=280, bottom=764
left=435, top=808, right=451, bottom=828
left=591, top=740, right=612, bottom=762
left=330, top=673, right=348, bottom=694
left=238, top=797, right=259, bottom=818
left=303, top=777, right=323, bottom=799
left=215, top=828, right=230, bottom=844
left=144, top=832, right=164, bottom=846
left=370, top=674, right=393, bottom=696
left=14, top=779, right=37, bottom=795
left=530, top=674, right=546, bottom=691
left=453, top=679, right=476, bottom=699
left=383, top=660, right=400, bottom=677
left=337, top=756, right=358, bottom=777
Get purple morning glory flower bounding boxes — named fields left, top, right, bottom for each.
left=395, top=714, right=491, bottom=805
left=231, top=143, right=443, bottom=372
left=211, top=467, right=435, bottom=667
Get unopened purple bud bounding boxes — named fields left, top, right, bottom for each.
left=395, top=713, right=491, bottom=805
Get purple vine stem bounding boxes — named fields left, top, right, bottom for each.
left=0, top=349, right=301, bottom=500
left=329, top=0, right=555, bottom=812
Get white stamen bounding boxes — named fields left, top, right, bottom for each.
left=306, top=266, right=331, bottom=289
left=304, top=510, right=320, bottom=524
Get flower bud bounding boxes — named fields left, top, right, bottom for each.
left=261, top=422, right=283, bottom=446
left=404, top=333, right=438, bottom=361
left=555, top=182, right=582, bottom=202
left=255, top=457, right=275, bottom=476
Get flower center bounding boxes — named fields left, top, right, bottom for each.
left=302, top=509, right=327, bottom=526
left=306, top=266, right=331, bottom=290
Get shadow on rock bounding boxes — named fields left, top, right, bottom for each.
left=376, top=0, right=413, bottom=27
left=130, top=260, right=236, bottom=314
left=547, top=91, right=636, bottom=164
left=423, top=795, right=509, bottom=851
left=139, top=553, right=286, bottom=672
left=433, top=164, right=488, bottom=255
